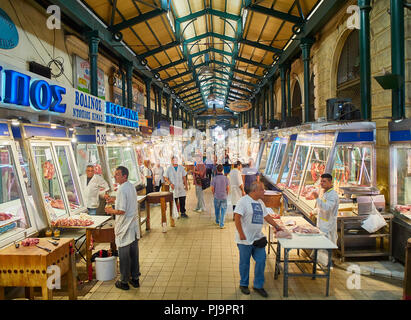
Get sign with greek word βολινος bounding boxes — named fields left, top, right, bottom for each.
left=95, top=126, right=107, bottom=146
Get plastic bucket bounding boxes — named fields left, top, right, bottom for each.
left=95, top=256, right=117, bottom=281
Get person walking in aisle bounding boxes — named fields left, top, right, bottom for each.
left=153, top=162, right=164, bottom=192
left=164, top=156, right=189, bottom=218
left=205, top=155, right=214, bottom=181
left=234, top=181, right=288, bottom=297
left=105, top=166, right=140, bottom=290
left=230, top=161, right=246, bottom=221
left=143, top=160, right=154, bottom=195
left=223, top=150, right=231, bottom=176
left=242, top=158, right=260, bottom=194
left=80, top=165, right=109, bottom=215
left=211, top=164, right=230, bottom=229
left=193, top=156, right=206, bottom=212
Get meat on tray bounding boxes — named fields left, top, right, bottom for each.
left=277, top=183, right=286, bottom=189
left=0, top=213, right=13, bottom=221
left=301, top=185, right=318, bottom=200
left=51, top=217, right=94, bottom=227
left=276, top=230, right=292, bottom=239
left=94, top=164, right=103, bottom=175
left=395, top=205, right=411, bottom=213
left=269, top=213, right=281, bottom=219
left=21, top=238, right=40, bottom=246
left=42, top=161, right=55, bottom=180
left=292, top=225, right=321, bottom=234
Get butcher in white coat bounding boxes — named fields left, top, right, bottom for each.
left=164, top=156, right=189, bottom=218
left=312, top=173, right=340, bottom=266
left=80, top=165, right=109, bottom=215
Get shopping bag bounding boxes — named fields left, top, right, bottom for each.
left=201, top=177, right=210, bottom=190
left=172, top=199, right=179, bottom=220
left=361, top=202, right=387, bottom=233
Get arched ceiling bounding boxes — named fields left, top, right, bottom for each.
left=81, top=0, right=321, bottom=116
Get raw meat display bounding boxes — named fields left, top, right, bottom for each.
left=51, top=217, right=94, bottom=227
left=45, top=196, right=65, bottom=209
left=0, top=213, right=13, bottom=221
left=284, top=219, right=296, bottom=226
left=277, top=183, right=286, bottom=189
left=276, top=230, right=292, bottom=239
left=287, top=184, right=299, bottom=193
left=395, top=205, right=411, bottom=213
left=94, top=164, right=103, bottom=175
left=21, top=238, right=39, bottom=246
left=292, top=225, right=321, bottom=234
left=42, top=161, right=55, bottom=180
left=311, top=162, right=325, bottom=182
left=269, top=213, right=281, bottom=219
left=301, top=185, right=318, bottom=200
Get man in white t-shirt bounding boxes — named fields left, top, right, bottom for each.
left=105, top=166, right=140, bottom=291
left=234, top=181, right=286, bottom=298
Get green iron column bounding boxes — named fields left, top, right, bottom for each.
left=280, top=65, right=287, bottom=122
left=287, top=66, right=292, bottom=118
left=359, top=0, right=372, bottom=120
left=145, top=78, right=152, bottom=127
left=269, top=79, right=274, bottom=128
left=391, top=0, right=405, bottom=119
left=87, top=31, right=100, bottom=97
left=262, top=88, right=266, bottom=128
left=300, top=38, right=314, bottom=123
left=166, top=94, right=170, bottom=122
left=158, top=89, right=163, bottom=125
left=171, top=98, right=175, bottom=124
left=125, top=61, right=133, bottom=109
left=119, top=63, right=126, bottom=107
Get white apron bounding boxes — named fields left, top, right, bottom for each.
left=165, top=165, right=187, bottom=198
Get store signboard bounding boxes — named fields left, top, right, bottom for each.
left=74, top=55, right=105, bottom=99
left=0, top=60, right=140, bottom=130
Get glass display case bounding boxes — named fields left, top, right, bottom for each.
left=21, top=124, right=86, bottom=224
left=0, top=123, right=37, bottom=248
left=106, top=144, right=140, bottom=187
left=277, top=136, right=297, bottom=188
left=76, top=143, right=102, bottom=176
left=389, top=119, right=411, bottom=216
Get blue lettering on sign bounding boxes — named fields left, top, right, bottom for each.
left=4, top=69, right=30, bottom=106
left=1, top=68, right=67, bottom=113
left=30, top=80, right=51, bottom=110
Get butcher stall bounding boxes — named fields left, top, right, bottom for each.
left=389, top=119, right=411, bottom=264
left=275, top=122, right=392, bottom=261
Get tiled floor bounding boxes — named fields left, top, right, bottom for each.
left=63, top=180, right=404, bottom=300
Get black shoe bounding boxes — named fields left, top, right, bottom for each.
left=239, top=286, right=250, bottom=295
left=253, top=287, right=268, bottom=297
left=181, top=213, right=189, bottom=218
left=115, top=280, right=130, bottom=290
left=129, top=278, right=139, bottom=288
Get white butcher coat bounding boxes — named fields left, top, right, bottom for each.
left=80, top=174, right=109, bottom=209
left=164, top=165, right=187, bottom=199
left=315, top=188, right=340, bottom=244
left=229, top=168, right=243, bottom=206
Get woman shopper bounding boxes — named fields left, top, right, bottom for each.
left=230, top=161, right=246, bottom=220
left=193, top=156, right=206, bottom=212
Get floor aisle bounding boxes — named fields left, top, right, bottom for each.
left=79, top=180, right=403, bottom=300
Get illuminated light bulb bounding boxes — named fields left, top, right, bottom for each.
left=51, top=124, right=57, bottom=129
left=11, top=119, right=20, bottom=126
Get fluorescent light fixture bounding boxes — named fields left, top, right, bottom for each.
left=69, top=127, right=75, bottom=131
left=11, top=119, right=20, bottom=126
left=50, top=124, right=57, bottom=129
left=71, top=136, right=78, bottom=143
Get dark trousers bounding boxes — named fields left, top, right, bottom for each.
left=206, top=168, right=212, bottom=180
left=155, top=183, right=162, bottom=192
left=175, top=196, right=186, bottom=215
left=118, top=239, right=140, bottom=283
left=233, top=205, right=236, bottom=220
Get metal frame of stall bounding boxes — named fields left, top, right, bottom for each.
left=0, top=121, right=38, bottom=248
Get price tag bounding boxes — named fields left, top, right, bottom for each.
left=96, top=127, right=107, bottom=146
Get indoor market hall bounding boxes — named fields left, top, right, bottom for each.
left=0, top=0, right=410, bottom=304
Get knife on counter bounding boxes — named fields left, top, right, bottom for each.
left=36, top=245, right=52, bottom=253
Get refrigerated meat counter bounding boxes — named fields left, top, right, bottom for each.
left=389, top=118, right=411, bottom=264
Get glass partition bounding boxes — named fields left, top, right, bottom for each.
left=265, top=142, right=279, bottom=176
left=55, top=145, right=81, bottom=212
left=107, top=146, right=139, bottom=186
left=299, top=146, right=331, bottom=201
left=391, top=145, right=411, bottom=209
left=76, top=144, right=102, bottom=175
left=270, top=142, right=287, bottom=183
left=278, top=140, right=297, bottom=187
left=286, top=145, right=310, bottom=195
left=332, top=144, right=373, bottom=194
left=32, top=145, right=67, bottom=219
left=0, top=144, right=32, bottom=244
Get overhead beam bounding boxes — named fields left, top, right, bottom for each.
left=231, top=84, right=252, bottom=94
left=108, top=8, right=167, bottom=32
left=239, top=39, right=282, bottom=55
left=178, top=85, right=198, bottom=95
left=236, top=56, right=270, bottom=69
left=233, top=68, right=263, bottom=80
left=184, top=32, right=236, bottom=44
left=170, top=78, right=196, bottom=90
left=245, top=5, right=303, bottom=24
left=176, top=8, right=241, bottom=23
left=163, top=70, right=192, bottom=82
left=152, top=58, right=186, bottom=73
left=139, top=40, right=180, bottom=58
